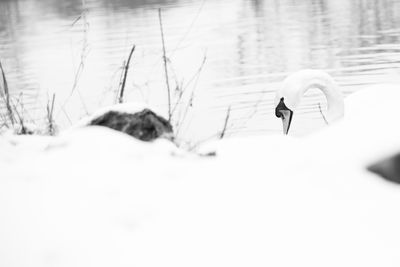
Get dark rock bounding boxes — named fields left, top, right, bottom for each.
left=367, top=153, right=400, bottom=184
left=88, top=109, right=174, bottom=142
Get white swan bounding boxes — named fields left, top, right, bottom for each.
left=275, top=69, right=345, bottom=134
left=274, top=69, right=400, bottom=176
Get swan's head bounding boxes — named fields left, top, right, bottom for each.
left=274, top=71, right=306, bottom=135
left=275, top=97, right=293, bottom=135
left=274, top=69, right=344, bottom=135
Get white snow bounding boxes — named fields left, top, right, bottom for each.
left=1, top=85, right=400, bottom=266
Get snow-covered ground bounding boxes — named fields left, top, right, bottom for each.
left=1, top=84, right=400, bottom=267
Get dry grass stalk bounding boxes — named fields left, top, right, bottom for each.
left=186, top=132, right=221, bottom=152
left=220, top=106, right=231, bottom=139
left=118, top=44, right=136, bottom=104
left=169, top=0, right=206, bottom=57
left=9, top=94, right=34, bottom=135
left=174, top=53, right=207, bottom=138
left=47, top=93, right=56, bottom=135
left=318, top=103, right=329, bottom=125
left=171, top=53, right=206, bottom=117
left=11, top=101, right=26, bottom=134
left=0, top=60, right=15, bottom=125
left=59, top=0, right=89, bottom=116
left=70, top=6, right=89, bottom=113
left=158, top=8, right=172, bottom=122
left=0, top=112, right=8, bottom=129
left=226, top=91, right=265, bottom=135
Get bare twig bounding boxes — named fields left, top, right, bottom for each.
left=318, top=103, right=329, bottom=125
left=0, top=60, right=15, bottom=125
left=46, top=93, right=56, bottom=135
left=170, top=0, right=206, bottom=57
left=0, top=112, right=8, bottom=129
left=168, top=63, right=185, bottom=116
left=187, top=132, right=221, bottom=152
left=174, top=52, right=207, bottom=137
left=174, top=90, right=194, bottom=137
left=142, top=0, right=205, bottom=85
left=168, top=68, right=185, bottom=119
left=60, top=106, right=73, bottom=125
left=9, top=97, right=32, bottom=135
left=220, top=106, right=231, bottom=139
left=226, top=90, right=266, bottom=135
left=12, top=103, right=24, bottom=132
left=158, top=8, right=172, bottom=122
left=71, top=15, right=82, bottom=27
left=171, top=53, right=207, bottom=117
left=118, top=44, right=136, bottom=103
left=58, top=0, right=89, bottom=116
left=69, top=5, right=89, bottom=113
left=182, top=52, right=207, bottom=91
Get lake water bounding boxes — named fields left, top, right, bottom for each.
left=1, top=0, right=400, bottom=144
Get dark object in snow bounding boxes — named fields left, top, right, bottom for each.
left=14, top=124, right=36, bottom=135
left=367, top=153, right=400, bottom=184
left=88, top=109, right=174, bottom=142
left=199, top=151, right=217, bottom=157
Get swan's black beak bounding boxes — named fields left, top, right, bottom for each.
left=275, top=98, right=293, bottom=135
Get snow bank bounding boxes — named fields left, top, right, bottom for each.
left=1, top=91, right=400, bottom=266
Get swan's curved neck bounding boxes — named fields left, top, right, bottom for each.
left=280, top=70, right=344, bottom=123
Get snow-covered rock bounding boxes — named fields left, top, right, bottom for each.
left=72, top=103, right=174, bottom=142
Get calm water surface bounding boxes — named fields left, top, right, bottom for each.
left=1, top=0, right=400, bottom=143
